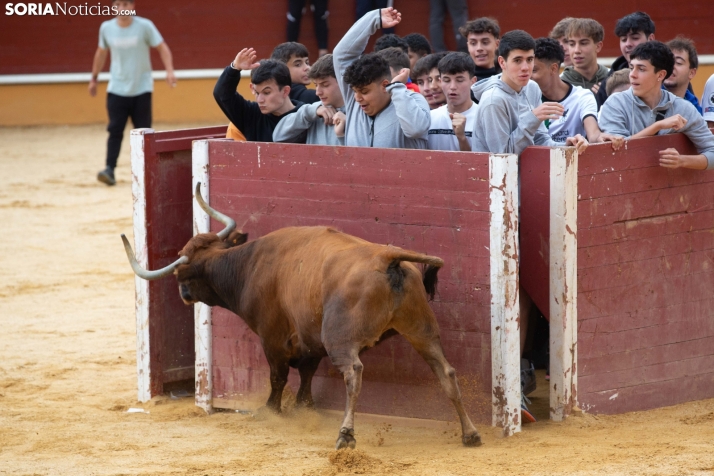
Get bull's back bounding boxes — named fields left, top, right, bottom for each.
left=243, top=227, right=373, bottom=342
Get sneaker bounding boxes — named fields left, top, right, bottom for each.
left=521, top=392, right=536, bottom=423
left=521, top=403, right=537, bottom=423
left=97, top=167, right=116, bottom=186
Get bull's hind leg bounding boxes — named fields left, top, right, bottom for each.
left=326, top=347, right=363, bottom=449
left=405, top=335, right=482, bottom=447
left=296, top=357, right=322, bottom=408
left=265, top=359, right=290, bottom=413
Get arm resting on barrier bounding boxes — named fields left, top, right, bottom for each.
left=659, top=149, right=708, bottom=170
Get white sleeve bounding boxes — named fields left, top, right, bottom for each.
left=702, top=74, right=714, bottom=123
left=579, top=90, right=598, bottom=122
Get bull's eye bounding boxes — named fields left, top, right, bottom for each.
left=179, top=284, right=192, bottom=303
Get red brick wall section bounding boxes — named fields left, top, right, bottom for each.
left=206, top=141, right=493, bottom=422
left=1, top=0, right=712, bottom=74
left=143, top=127, right=227, bottom=395
left=575, top=135, right=714, bottom=414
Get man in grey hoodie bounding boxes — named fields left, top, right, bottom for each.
left=273, top=54, right=345, bottom=146
left=333, top=7, right=431, bottom=149
left=471, top=29, right=588, bottom=156
left=599, top=41, right=714, bottom=170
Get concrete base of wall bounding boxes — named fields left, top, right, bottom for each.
left=2, top=65, right=713, bottom=127
left=0, top=78, right=252, bottom=126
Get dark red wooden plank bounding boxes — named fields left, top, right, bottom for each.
left=579, top=372, right=714, bottom=415
left=519, top=146, right=551, bottom=320
left=580, top=336, right=714, bottom=377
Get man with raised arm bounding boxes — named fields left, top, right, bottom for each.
left=333, top=7, right=431, bottom=149
left=213, top=48, right=303, bottom=142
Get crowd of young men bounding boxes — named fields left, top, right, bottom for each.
left=210, top=9, right=714, bottom=423
left=212, top=7, right=714, bottom=172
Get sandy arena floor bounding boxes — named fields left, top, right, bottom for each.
left=1, top=124, right=714, bottom=475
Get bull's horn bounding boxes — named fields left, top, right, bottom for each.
left=121, top=234, right=188, bottom=280
left=194, top=182, right=236, bottom=240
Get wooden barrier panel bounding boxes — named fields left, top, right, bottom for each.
left=190, top=140, right=521, bottom=430
left=130, top=126, right=227, bottom=401
left=521, top=134, right=714, bottom=415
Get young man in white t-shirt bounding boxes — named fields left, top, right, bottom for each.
left=532, top=37, right=622, bottom=147
left=427, top=52, right=477, bottom=151
left=89, top=0, right=176, bottom=186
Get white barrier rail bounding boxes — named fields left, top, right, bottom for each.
left=1, top=56, right=713, bottom=85
left=0, top=69, right=250, bottom=85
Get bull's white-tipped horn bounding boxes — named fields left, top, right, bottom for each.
left=121, top=234, right=188, bottom=280
left=194, top=182, right=236, bottom=239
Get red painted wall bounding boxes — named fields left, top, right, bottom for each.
left=521, top=135, right=714, bottom=414
left=576, top=135, right=714, bottom=414
left=205, top=141, right=493, bottom=422
left=1, top=0, right=711, bottom=75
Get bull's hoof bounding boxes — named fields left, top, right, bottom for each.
left=335, top=427, right=356, bottom=450
left=462, top=432, right=482, bottom=447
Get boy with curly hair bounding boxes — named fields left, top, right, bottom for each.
left=333, top=7, right=430, bottom=148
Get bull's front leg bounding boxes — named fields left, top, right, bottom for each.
left=265, top=359, right=290, bottom=413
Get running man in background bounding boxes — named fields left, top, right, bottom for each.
left=89, top=0, right=175, bottom=186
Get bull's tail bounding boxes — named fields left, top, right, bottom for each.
left=381, top=247, right=444, bottom=301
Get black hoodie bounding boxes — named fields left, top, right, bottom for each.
left=595, top=55, right=629, bottom=109
left=289, top=83, right=320, bottom=104
left=213, top=66, right=304, bottom=142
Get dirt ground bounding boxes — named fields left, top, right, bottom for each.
left=1, top=124, right=714, bottom=476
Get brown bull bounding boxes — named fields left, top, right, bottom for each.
left=122, top=183, right=481, bottom=449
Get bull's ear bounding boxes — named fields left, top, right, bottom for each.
left=225, top=230, right=248, bottom=247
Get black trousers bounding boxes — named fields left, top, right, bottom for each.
left=106, top=92, right=152, bottom=169
left=355, top=0, right=394, bottom=35
left=429, top=0, right=469, bottom=52
left=287, top=0, right=329, bottom=50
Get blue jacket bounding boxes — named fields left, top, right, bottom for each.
left=662, top=84, right=703, bottom=114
